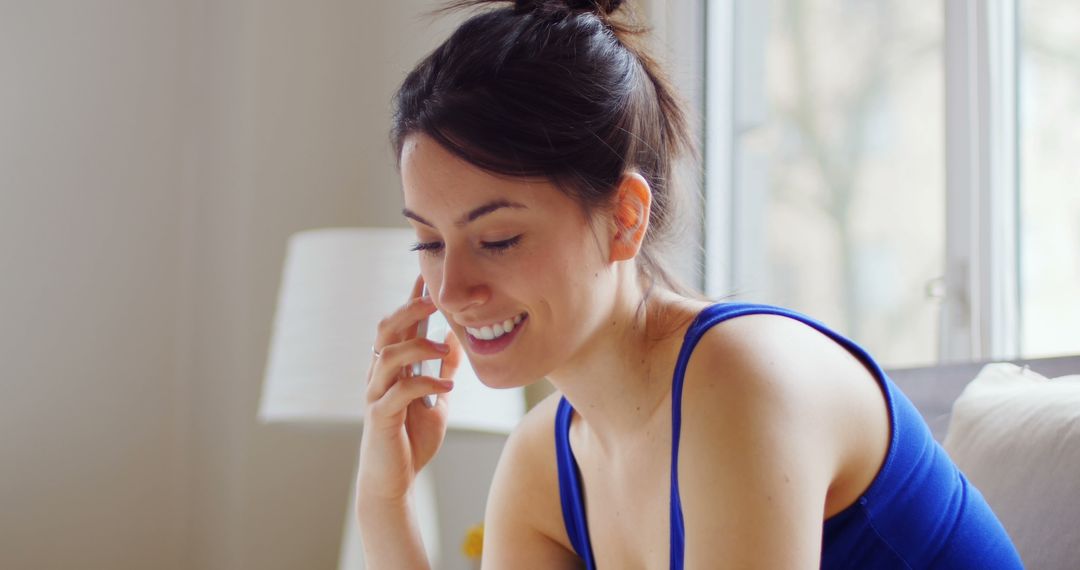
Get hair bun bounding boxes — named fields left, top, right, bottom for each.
left=512, top=0, right=625, bottom=17
left=565, top=0, right=624, bottom=15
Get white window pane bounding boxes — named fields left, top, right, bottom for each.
left=1020, top=0, right=1080, bottom=358
left=733, top=0, right=944, bottom=368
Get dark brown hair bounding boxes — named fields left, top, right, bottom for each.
left=391, top=0, right=705, bottom=304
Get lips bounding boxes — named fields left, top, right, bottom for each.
left=463, top=313, right=528, bottom=356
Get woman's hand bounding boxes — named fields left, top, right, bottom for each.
left=357, top=275, right=463, bottom=504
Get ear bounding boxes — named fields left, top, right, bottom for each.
left=609, top=172, right=651, bottom=262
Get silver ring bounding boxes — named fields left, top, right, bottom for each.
left=371, top=345, right=382, bottom=359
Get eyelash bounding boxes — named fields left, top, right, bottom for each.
left=410, top=235, right=523, bottom=257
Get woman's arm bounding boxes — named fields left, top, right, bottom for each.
left=357, top=492, right=431, bottom=570
left=677, top=315, right=873, bottom=567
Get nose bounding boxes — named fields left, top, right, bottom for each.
left=436, top=245, right=490, bottom=315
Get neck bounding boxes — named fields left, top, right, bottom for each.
left=544, top=276, right=708, bottom=453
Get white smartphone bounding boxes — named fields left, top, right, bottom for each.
left=412, top=285, right=442, bottom=408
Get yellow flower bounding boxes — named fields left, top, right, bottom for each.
left=462, top=522, right=484, bottom=560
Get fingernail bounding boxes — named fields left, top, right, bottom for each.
left=438, top=380, right=454, bottom=390
left=421, top=295, right=434, bottom=304
left=433, top=342, right=450, bottom=352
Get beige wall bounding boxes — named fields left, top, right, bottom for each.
left=1, top=1, right=190, bottom=568
left=0, top=1, right=700, bottom=568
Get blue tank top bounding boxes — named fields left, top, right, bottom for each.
left=554, top=302, right=1023, bottom=569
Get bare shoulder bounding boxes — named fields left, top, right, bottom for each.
left=481, top=389, right=582, bottom=569
left=685, top=311, right=887, bottom=421
left=678, top=311, right=858, bottom=478
left=672, top=311, right=891, bottom=565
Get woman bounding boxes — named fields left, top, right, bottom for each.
left=357, top=1, right=1022, bottom=568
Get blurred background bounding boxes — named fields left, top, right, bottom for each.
left=1, top=0, right=1077, bottom=569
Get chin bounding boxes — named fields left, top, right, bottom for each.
left=477, top=378, right=528, bottom=390
left=467, top=360, right=533, bottom=390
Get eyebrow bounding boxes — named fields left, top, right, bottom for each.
left=402, top=199, right=528, bottom=228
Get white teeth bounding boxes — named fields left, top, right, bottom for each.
left=465, top=312, right=526, bottom=340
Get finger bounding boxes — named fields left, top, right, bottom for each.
left=439, top=330, right=463, bottom=379
left=408, top=273, right=425, bottom=302
left=405, top=274, right=428, bottom=339
left=376, top=375, right=453, bottom=419
left=409, top=386, right=449, bottom=414
left=367, top=337, right=450, bottom=402
left=406, top=381, right=450, bottom=419
left=373, top=296, right=438, bottom=351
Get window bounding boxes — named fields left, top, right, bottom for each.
left=1019, top=0, right=1080, bottom=358
left=704, top=0, right=1080, bottom=367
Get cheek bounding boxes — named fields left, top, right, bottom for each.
left=546, top=229, right=606, bottom=284
left=525, top=244, right=601, bottom=314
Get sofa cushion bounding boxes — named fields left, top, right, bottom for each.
left=943, top=362, right=1080, bottom=569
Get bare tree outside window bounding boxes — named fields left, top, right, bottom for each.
left=735, top=0, right=943, bottom=367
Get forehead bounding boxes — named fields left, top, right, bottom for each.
left=400, top=133, right=571, bottom=215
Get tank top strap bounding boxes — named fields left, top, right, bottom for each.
left=554, top=396, right=597, bottom=569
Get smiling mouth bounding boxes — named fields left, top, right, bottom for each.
left=463, top=311, right=527, bottom=340
left=463, top=313, right=528, bottom=355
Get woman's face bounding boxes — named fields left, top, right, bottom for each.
left=400, top=133, right=617, bottom=388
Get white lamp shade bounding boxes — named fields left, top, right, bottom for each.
left=259, top=227, right=525, bottom=433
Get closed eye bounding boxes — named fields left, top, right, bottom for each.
left=409, top=241, right=444, bottom=256
left=482, top=235, right=522, bottom=254
left=409, top=235, right=522, bottom=257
